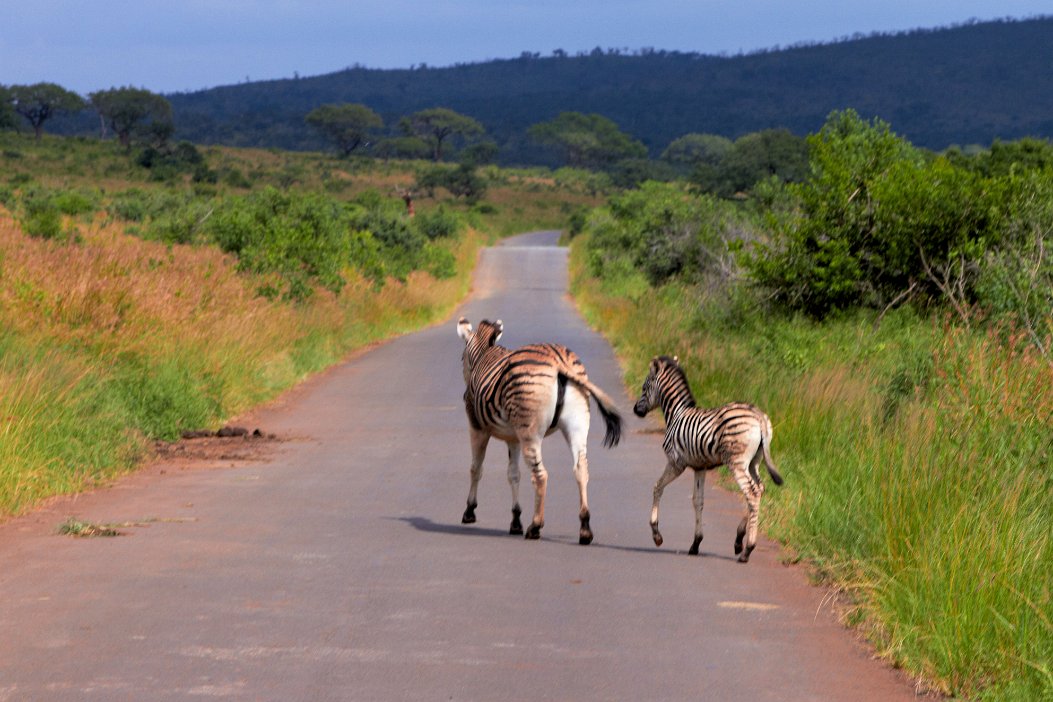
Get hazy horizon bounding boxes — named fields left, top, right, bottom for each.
left=1, top=1, right=1049, bottom=95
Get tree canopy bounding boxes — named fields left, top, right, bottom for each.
left=661, top=133, right=733, bottom=168
left=9, top=83, right=85, bottom=140
left=528, top=112, right=646, bottom=169
left=305, top=102, right=383, bottom=156
left=398, top=107, right=484, bottom=161
left=89, top=87, right=172, bottom=150
left=0, top=85, right=16, bottom=130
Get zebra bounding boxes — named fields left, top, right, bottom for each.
left=633, top=355, right=784, bottom=563
left=457, top=317, right=622, bottom=544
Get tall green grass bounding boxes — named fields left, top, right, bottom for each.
left=569, top=238, right=1053, bottom=701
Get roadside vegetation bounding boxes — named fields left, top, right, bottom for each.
left=0, top=130, right=600, bottom=517
left=569, top=111, right=1051, bottom=701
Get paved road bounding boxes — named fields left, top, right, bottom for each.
left=0, top=232, right=920, bottom=700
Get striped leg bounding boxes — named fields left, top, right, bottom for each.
left=688, top=469, right=707, bottom=555
left=522, top=439, right=547, bottom=540
left=506, top=441, right=523, bottom=535
left=462, top=428, right=490, bottom=524
left=731, top=460, right=763, bottom=562
left=650, top=461, right=683, bottom=548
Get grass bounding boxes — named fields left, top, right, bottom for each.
left=568, top=235, right=1053, bottom=701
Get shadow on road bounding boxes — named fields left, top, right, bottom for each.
left=390, top=515, right=511, bottom=539
left=393, top=515, right=740, bottom=562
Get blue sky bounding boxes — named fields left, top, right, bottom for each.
left=1, top=1, right=1049, bottom=95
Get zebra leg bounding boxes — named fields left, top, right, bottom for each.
left=522, top=439, right=547, bottom=540
left=560, top=387, right=593, bottom=545
left=731, top=460, right=763, bottom=562
left=574, top=447, right=593, bottom=545
left=688, top=469, right=707, bottom=555
left=506, top=441, right=523, bottom=535
left=462, top=428, right=490, bottom=524
left=650, top=461, right=682, bottom=548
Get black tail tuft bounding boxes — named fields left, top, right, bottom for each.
left=599, top=402, right=622, bottom=448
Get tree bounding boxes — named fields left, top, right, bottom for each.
left=693, top=129, right=809, bottom=197
left=661, top=133, right=732, bottom=168
left=0, top=85, right=16, bottom=130
left=528, top=112, right=646, bottom=169
left=9, top=83, right=85, bottom=140
left=305, top=103, right=383, bottom=156
left=89, top=87, right=172, bottom=151
left=399, top=107, right=484, bottom=161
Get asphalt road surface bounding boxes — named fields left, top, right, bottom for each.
left=0, top=231, right=922, bottom=701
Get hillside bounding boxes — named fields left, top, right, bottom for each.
left=62, top=17, right=1053, bottom=163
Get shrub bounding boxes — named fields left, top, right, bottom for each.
left=208, top=187, right=350, bottom=301
left=744, top=110, right=1005, bottom=318
left=413, top=206, right=462, bottom=240
left=50, top=188, right=99, bottom=216
left=585, top=181, right=754, bottom=287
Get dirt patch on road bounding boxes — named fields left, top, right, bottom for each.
left=152, top=426, right=288, bottom=468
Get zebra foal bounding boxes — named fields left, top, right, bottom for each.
left=457, top=318, right=622, bottom=544
left=633, top=355, right=783, bottom=563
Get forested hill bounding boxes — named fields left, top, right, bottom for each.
left=165, top=17, right=1052, bottom=162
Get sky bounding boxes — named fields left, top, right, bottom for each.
left=2, top=1, right=1050, bottom=95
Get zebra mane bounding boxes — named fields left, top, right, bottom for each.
left=656, top=356, right=696, bottom=408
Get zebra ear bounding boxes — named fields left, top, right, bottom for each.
left=457, top=317, right=473, bottom=341
left=493, top=319, right=503, bottom=342
left=673, top=355, right=679, bottom=364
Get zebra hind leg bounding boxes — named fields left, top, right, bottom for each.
left=688, top=469, right=706, bottom=555
left=559, top=388, right=593, bottom=545
left=730, top=458, right=762, bottom=563
left=506, top=441, right=523, bottom=535
left=522, top=439, right=547, bottom=540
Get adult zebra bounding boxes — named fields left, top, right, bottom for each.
left=457, top=318, right=622, bottom=544
left=633, top=355, right=784, bottom=563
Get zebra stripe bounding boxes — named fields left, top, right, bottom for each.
left=457, top=318, right=622, bottom=544
left=634, top=355, right=783, bottom=563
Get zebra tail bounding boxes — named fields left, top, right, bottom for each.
left=761, top=417, right=784, bottom=486
left=566, top=375, right=623, bottom=448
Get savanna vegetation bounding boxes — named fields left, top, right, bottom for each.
left=569, top=110, right=1052, bottom=701
left=0, top=129, right=602, bottom=517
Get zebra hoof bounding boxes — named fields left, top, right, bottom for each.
left=652, top=531, right=663, bottom=548
left=461, top=501, right=477, bottom=524
left=688, top=537, right=702, bottom=555
left=524, top=524, right=542, bottom=540
left=737, top=545, right=754, bottom=563
left=509, top=505, right=523, bottom=534
left=579, top=530, right=593, bottom=545
left=733, top=540, right=743, bottom=555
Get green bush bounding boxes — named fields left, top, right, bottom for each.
left=413, top=206, right=462, bottom=240
left=585, top=181, right=756, bottom=286
left=50, top=188, right=99, bottom=216
left=975, top=169, right=1053, bottom=353
left=208, top=187, right=350, bottom=301
left=745, top=110, right=1007, bottom=317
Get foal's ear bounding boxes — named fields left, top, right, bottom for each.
left=457, top=317, right=473, bottom=341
